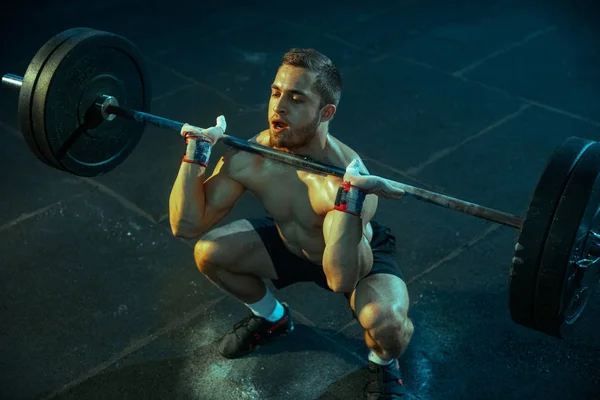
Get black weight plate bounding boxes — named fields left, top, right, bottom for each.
left=31, top=28, right=152, bottom=177
left=509, top=137, right=594, bottom=331
left=18, top=28, right=90, bottom=167
left=534, top=142, right=600, bottom=338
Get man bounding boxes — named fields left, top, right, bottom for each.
left=169, top=48, right=414, bottom=399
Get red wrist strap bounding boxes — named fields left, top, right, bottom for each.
left=334, top=181, right=366, bottom=216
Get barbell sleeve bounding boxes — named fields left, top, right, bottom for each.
left=2, top=74, right=23, bottom=91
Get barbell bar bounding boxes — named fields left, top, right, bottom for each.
left=2, top=73, right=525, bottom=230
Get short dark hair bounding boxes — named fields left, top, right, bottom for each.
left=281, top=48, right=342, bottom=108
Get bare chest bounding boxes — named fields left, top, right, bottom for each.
left=235, top=157, right=340, bottom=228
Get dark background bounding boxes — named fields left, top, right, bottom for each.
left=1, top=0, right=600, bottom=399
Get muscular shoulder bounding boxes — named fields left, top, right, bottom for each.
left=215, top=131, right=266, bottom=177
left=327, top=135, right=369, bottom=174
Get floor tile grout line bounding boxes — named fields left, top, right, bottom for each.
left=157, top=212, right=170, bottom=224
left=461, top=76, right=600, bottom=129
left=403, top=104, right=531, bottom=176
left=333, top=223, right=502, bottom=336
left=0, top=203, right=57, bottom=232
left=514, top=96, right=600, bottom=129
left=400, top=54, right=600, bottom=129
left=0, top=191, right=89, bottom=232
left=0, top=163, right=181, bottom=250
left=406, top=223, right=501, bottom=285
left=321, top=30, right=371, bottom=52
left=151, top=82, right=200, bottom=103
left=42, top=294, right=230, bottom=400
left=453, top=26, right=557, bottom=77
left=336, top=318, right=360, bottom=335
left=289, top=309, right=317, bottom=328
left=143, top=57, right=251, bottom=110
left=0, top=174, right=173, bottom=240
left=79, top=178, right=158, bottom=224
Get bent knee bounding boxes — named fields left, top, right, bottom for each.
left=370, top=318, right=413, bottom=357
left=193, top=219, right=258, bottom=273
left=361, top=304, right=414, bottom=342
left=194, top=239, right=222, bottom=274
left=194, top=233, right=241, bottom=274
left=358, top=303, right=408, bottom=329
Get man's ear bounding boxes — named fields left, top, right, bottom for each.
left=320, top=104, right=337, bottom=122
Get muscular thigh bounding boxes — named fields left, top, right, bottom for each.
left=196, top=219, right=278, bottom=280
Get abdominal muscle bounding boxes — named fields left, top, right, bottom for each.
left=274, top=219, right=327, bottom=265
left=272, top=213, right=374, bottom=266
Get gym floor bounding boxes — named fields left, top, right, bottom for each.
left=2, top=0, right=600, bottom=399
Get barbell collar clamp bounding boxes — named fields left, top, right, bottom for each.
left=96, top=95, right=118, bottom=121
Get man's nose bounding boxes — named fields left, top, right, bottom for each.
left=273, top=98, right=288, bottom=115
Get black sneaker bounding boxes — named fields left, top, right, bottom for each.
left=364, top=359, right=407, bottom=399
left=218, top=303, right=294, bottom=359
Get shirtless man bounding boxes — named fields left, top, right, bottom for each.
left=169, top=48, right=414, bottom=399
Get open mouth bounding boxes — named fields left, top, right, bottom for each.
left=271, top=119, right=289, bottom=133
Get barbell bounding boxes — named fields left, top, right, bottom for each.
left=2, top=27, right=599, bottom=339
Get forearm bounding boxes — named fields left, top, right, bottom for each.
left=169, top=121, right=221, bottom=237
left=322, top=211, right=372, bottom=292
left=169, top=162, right=208, bottom=237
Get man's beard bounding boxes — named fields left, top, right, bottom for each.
left=269, top=115, right=320, bottom=150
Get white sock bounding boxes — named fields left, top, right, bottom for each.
left=368, top=350, right=394, bottom=366
left=245, top=288, right=285, bottom=322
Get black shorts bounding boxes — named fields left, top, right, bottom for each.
left=247, top=216, right=405, bottom=300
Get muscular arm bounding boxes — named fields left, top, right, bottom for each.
left=169, top=149, right=246, bottom=238
left=322, top=169, right=378, bottom=293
